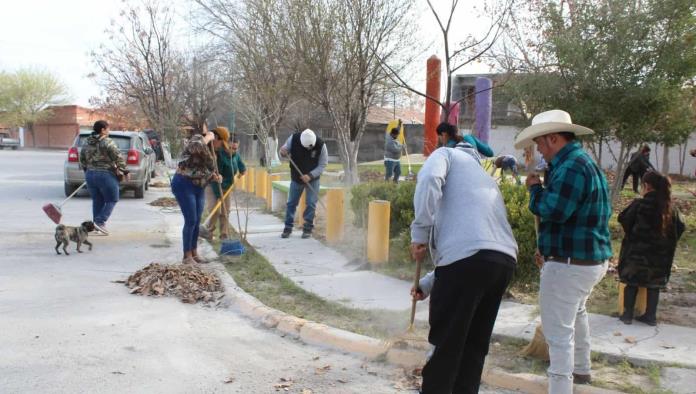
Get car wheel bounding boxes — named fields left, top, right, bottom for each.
left=134, top=181, right=145, bottom=199
left=64, top=182, right=77, bottom=197
left=12, top=146, right=18, bottom=150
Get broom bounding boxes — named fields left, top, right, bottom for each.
left=43, top=182, right=87, bottom=224
left=198, top=142, right=233, bottom=240
left=520, top=146, right=549, bottom=360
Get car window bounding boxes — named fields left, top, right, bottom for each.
left=0, top=133, right=9, bottom=138
left=77, top=135, right=131, bottom=150
left=134, top=137, right=143, bottom=150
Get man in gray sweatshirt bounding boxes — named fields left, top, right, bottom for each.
left=410, top=143, right=518, bottom=393
left=384, top=128, right=403, bottom=183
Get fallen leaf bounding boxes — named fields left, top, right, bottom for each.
left=661, top=345, right=676, bottom=349
left=337, top=379, right=348, bottom=384
left=301, top=390, right=313, bottom=394
left=624, top=336, right=637, bottom=344
left=111, top=371, right=125, bottom=375
left=613, top=331, right=622, bottom=336
left=315, top=365, right=331, bottom=374
left=111, top=280, right=126, bottom=284
left=312, top=356, right=320, bottom=361
left=223, top=376, right=235, bottom=384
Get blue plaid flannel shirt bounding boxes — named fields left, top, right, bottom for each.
left=529, top=142, right=612, bottom=261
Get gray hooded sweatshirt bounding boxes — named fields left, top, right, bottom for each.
left=384, top=135, right=403, bottom=161
left=411, top=146, right=518, bottom=296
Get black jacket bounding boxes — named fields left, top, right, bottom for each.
left=289, top=132, right=324, bottom=183
left=628, top=152, right=653, bottom=174
left=618, top=192, right=685, bottom=288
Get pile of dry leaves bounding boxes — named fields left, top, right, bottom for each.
left=125, top=262, right=223, bottom=303
left=148, top=197, right=178, bottom=207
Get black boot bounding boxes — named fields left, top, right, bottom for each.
left=620, top=285, right=638, bottom=325
left=281, top=227, right=292, bottom=238
left=636, top=288, right=659, bottom=326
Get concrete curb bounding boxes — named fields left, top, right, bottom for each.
left=198, top=241, right=623, bottom=394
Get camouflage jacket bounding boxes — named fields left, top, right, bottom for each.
left=79, top=135, right=127, bottom=172
left=176, top=134, right=216, bottom=188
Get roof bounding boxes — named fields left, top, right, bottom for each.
left=366, top=106, right=424, bottom=125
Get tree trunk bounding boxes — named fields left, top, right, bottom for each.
left=661, top=144, right=670, bottom=175
left=25, top=122, right=36, bottom=148
left=342, top=141, right=360, bottom=185
left=610, top=141, right=630, bottom=204
left=678, top=142, right=687, bottom=176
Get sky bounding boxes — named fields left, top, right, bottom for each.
left=0, top=0, right=493, bottom=107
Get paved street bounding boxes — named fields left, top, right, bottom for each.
left=0, top=150, right=416, bottom=393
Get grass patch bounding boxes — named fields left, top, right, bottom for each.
left=489, top=340, right=668, bottom=394
left=216, top=238, right=427, bottom=339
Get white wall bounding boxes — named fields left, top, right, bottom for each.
left=462, top=126, right=696, bottom=177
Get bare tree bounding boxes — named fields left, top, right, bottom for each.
left=281, top=0, right=416, bottom=184
left=91, top=0, right=186, bottom=151
left=378, top=0, right=515, bottom=121
left=180, top=49, right=235, bottom=132
left=194, top=0, right=297, bottom=170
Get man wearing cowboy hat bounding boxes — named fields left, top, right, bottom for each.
left=514, top=110, right=611, bottom=394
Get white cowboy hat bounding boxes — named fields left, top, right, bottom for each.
left=514, top=109, right=594, bottom=149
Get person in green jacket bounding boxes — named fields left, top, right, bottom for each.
left=204, top=127, right=246, bottom=240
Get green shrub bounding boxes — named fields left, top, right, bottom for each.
left=350, top=179, right=538, bottom=286
left=350, top=181, right=416, bottom=237
left=498, top=182, right=538, bottom=286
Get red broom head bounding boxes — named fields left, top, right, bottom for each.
left=42, top=203, right=62, bottom=224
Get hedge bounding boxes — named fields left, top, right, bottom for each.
left=349, top=179, right=538, bottom=285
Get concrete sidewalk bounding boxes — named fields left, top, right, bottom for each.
left=233, top=208, right=696, bottom=369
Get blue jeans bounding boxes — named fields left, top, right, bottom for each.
left=85, top=169, right=120, bottom=225
left=384, top=160, right=401, bottom=183
left=171, top=174, right=205, bottom=253
left=284, top=179, right=319, bottom=231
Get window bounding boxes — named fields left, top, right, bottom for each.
left=77, top=135, right=131, bottom=150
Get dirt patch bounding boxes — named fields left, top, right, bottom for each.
left=149, top=181, right=170, bottom=188
left=125, top=262, right=224, bottom=304
left=149, top=197, right=178, bottom=207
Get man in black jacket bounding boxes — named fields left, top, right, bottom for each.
left=279, top=129, right=328, bottom=239
left=622, top=145, right=654, bottom=193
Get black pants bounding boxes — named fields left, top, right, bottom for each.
left=622, top=168, right=643, bottom=193
left=421, top=250, right=515, bottom=394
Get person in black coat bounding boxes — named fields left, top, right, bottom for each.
left=622, top=145, right=654, bottom=193
left=618, top=171, right=685, bottom=326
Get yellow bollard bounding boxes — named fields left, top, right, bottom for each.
left=367, top=200, right=390, bottom=264
left=296, top=190, right=307, bottom=228
left=237, top=171, right=246, bottom=191
left=617, top=283, right=647, bottom=315
left=267, top=174, right=281, bottom=210
left=255, top=169, right=267, bottom=199
left=326, top=189, right=344, bottom=243
left=246, top=167, right=255, bottom=194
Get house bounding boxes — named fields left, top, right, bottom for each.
left=26, top=105, right=111, bottom=149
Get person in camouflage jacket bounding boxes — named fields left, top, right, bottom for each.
left=79, top=120, right=127, bottom=235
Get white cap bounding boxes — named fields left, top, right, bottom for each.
left=300, top=129, right=316, bottom=148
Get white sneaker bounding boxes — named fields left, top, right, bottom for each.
left=94, top=223, right=109, bottom=235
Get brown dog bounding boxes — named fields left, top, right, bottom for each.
left=55, top=221, right=96, bottom=255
